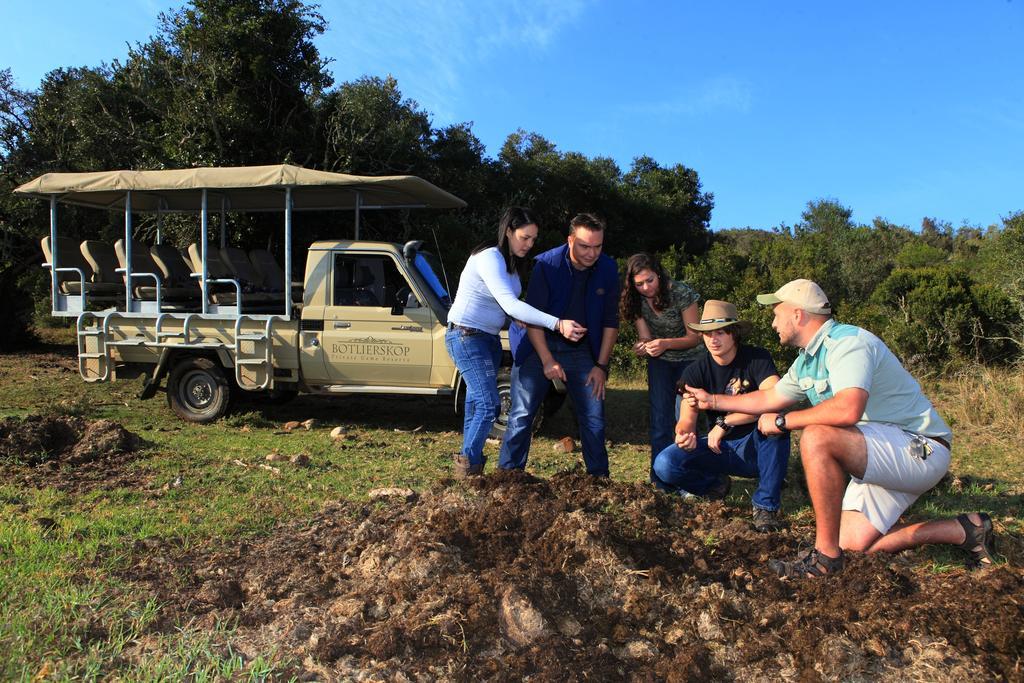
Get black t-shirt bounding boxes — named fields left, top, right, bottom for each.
left=679, top=344, right=779, bottom=439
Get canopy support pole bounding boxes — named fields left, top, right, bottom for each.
left=49, top=196, right=58, bottom=303
left=201, top=189, right=209, bottom=315
left=125, top=191, right=133, bottom=312
left=285, top=187, right=293, bottom=318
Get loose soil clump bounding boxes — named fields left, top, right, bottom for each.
left=0, top=414, right=144, bottom=491
left=125, top=471, right=1023, bottom=680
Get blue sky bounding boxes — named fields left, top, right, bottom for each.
left=3, top=1, right=1023, bottom=231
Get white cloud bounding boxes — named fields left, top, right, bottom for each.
left=321, top=0, right=589, bottom=122
left=625, top=76, right=754, bottom=117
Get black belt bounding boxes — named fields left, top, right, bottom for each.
left=448, top=322, right=485, bottom=335
left=928, top=436, right=950, bottom=450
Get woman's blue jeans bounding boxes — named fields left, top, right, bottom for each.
left=651, top=428, right=791, bottom=511
left=647, top=356, right=689, bottom=480
left=445, top=327, right=502, bottom=465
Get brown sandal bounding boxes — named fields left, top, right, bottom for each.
left=956, top=512, right=996, bottom=569
left=769, top=548, right=844, bottom=579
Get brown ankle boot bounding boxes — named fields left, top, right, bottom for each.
left=453, top=454, right=485, bottom=478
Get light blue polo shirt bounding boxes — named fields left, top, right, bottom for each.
left=775, top=319, right=953, bottom=442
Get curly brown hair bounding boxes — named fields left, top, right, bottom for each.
left=619, top=253, right=671, bottom=322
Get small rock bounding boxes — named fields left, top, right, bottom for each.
left=499, top=588, right=549, bottom=647
left=620, top=639, right=658, bottom=660
left=329, top=426, right=347, bottom=440
left=697, top=610, right=724, bottom=641
left=239, top=425, right=251, bottom=433
left=290, top=453, right=310, bottom=467
left=301, top=418, right=318, bottom=430
left=282, top=420, right=302, bottom=431
left=266, top=452, right=288, bottom=463
left=553, top=436, right=575, bottom=453
left=368, top=487, right=417, bottom=502
left=555, top=615, right=582, bottom=637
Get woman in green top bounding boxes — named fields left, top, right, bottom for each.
left=620, top=253, right=702, bottom=479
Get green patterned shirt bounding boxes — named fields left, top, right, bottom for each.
left=639, top=280, right=701, bottom=363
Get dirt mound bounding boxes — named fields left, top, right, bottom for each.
left=0, top=415, right=144, bottom=491
left=0, top=414, right=141, bottom=465
left=127, top=471, right=1023, bottom=680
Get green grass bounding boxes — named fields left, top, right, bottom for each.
left=0, top=327, right=1020, bottom=678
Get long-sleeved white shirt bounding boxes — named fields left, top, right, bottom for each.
left=448, top=247, right=559, bottom=335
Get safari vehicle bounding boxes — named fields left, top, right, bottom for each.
left=17, top=165, right=562, bottom=433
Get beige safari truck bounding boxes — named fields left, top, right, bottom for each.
left=17, top=165, right=561, bottom=433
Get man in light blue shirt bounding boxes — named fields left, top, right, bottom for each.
left=683, top=279, right=995, bottom=578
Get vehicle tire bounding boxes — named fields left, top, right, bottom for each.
left=166, top=357, right=231, bottom=423
left=488, top=369, right=565, bottom=439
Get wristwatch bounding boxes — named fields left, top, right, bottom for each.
left=715, top=415, right=733, bottom=434
left=774, top=414, right=790, bottom=433
left=595, top=362, right=610, bottom=376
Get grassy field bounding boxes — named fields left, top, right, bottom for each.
left=1, top=327, right=1021, bottom=680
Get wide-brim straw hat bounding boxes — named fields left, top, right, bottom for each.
left=687, top=299, right=753, bottom=333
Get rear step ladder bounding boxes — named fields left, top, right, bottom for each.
left=76, top=312, right=112, bottom=382
left=233, top=315, right=274, bottom=390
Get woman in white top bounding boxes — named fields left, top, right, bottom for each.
left=446, top=207, right=585, bottom=477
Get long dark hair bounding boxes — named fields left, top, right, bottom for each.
left=619, top=252, right=672, bottom=322
left=473, top=206, right=538, bottom=278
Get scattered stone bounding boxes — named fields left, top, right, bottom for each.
left=697, top=610, right=724, bottom=641
left=499, top=588, right=549, bottom=647
left=290, top=453, right=311, bottom=467
left=301, top=419, right=318, bottom=430
left=367, top=487, right=417, bottom=502
left=555, top=615, right=582, bottom=637
left=239, top=425, right=251, bottom=433
left=266, top=452, right=288, bottom=463
left=282, top=421, right=302, bottom=431
left=553, top=436, right=575, bottom=453
left=329, top=426, right=347, bottom=440
left=619, top=639, right=658, bottom=660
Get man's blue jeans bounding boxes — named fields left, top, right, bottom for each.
left=652, top=428, right=791, bottom=510
left=445, top=327, right=502, bottom=465
left=499, top=339, right=609, bottom=476
left=646, top=356, right=689, bottom=477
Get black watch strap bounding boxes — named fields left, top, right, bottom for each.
left=775, top=414, right=790, bottom=433
left=595, top=362, right=609, bottom=376
left=715, top=415, right=732, bottom=433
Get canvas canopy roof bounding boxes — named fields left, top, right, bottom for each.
left=14, top=164, right=466, bottom=212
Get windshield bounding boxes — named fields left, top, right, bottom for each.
left=413, top=252, right=451, bottom=307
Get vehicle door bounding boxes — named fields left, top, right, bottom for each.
left=321, top=251, right=434, bottom=386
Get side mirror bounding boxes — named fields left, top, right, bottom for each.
left=391, top=286, right=419, bottom=315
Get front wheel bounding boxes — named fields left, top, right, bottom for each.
left=166, top=357, right=231, bottom=423
left=488, top=369, right=566, bottom=439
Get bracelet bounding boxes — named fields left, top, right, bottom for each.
left=595, top=362, right=609, bottom=376
left=711, top=394, right=718, bottom=411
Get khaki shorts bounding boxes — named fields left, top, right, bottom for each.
left=842, top=422, right=951, bottom=534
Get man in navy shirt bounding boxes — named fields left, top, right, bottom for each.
left=499, top=213, right=620, bottom=476
left=653, top=300, right=790, bottom=531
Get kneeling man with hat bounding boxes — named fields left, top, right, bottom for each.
left=653, top=299, right=791, bottom=532
left=684, top=279, right=996, bottom=578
